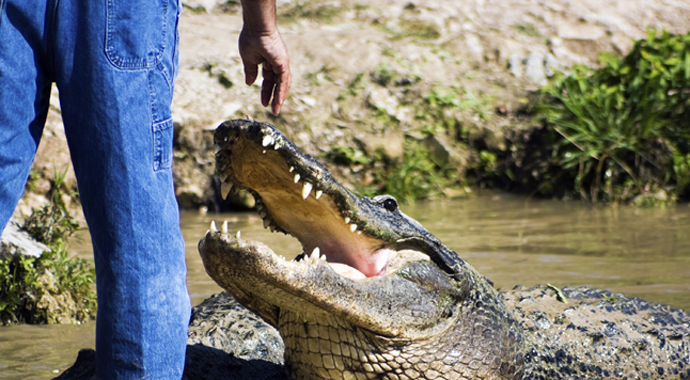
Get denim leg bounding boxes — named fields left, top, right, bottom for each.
left=52, top=0, right=190, bottom=379
left=0, top=0, right=51, bottom=232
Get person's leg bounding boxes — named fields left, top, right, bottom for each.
left=0, top=0, right=51, bottom=232
left=52, top=0, right=190, bottom=378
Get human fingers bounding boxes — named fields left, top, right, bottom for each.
left=243, top=61, right=259, bottom=86
left=271, top=64, right=291, bottom=115
left=261, top=63, right=275, bottom=108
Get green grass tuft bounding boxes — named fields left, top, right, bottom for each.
left=535, top=29, right=690, bottom=204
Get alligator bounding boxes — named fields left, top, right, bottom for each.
left=199, top=119, right=690, bottom=380
left=55, top=119, right=689, bottom=380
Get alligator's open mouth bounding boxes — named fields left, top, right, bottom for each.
left=212, top=119, right=405, bottom=279
left=200, top=119, right=472, bottom=341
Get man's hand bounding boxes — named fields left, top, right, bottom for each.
left=239, top=0, right=291, bottom=115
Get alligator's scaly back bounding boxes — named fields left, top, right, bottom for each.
left=505, top=285, right=690, bottom=379
left=201, top=119, right=525, bottom=379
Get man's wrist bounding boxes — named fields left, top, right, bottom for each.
left=240, top=0, right=278, bottom=35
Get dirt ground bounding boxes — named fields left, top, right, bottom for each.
left=16, top=0, right=690, bottom=219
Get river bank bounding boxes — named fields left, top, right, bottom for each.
left=13, top=0, right=690, bottom=221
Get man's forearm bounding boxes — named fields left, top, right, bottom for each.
left=240, top=0, right=278, bottom=34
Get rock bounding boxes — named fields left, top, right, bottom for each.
left=354, top=131, right=405, bottom=162
left=544, top=53, right=561, bottom=77
left=508, top=52, right=560, bottom=85
left=0, top=219, right=49, bottom=260
left=423, top=134, right=468, bottom=169
left=464, top=33, right=484, bottom=62
left=508, top=53, right=523, bottom=78
left=557, top=22, right=606, bottom=41
left=366, top=89, right=399, bottom=118
left=524, top=52, right=546, bottom=86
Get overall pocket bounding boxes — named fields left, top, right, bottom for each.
left=105, top=0, right=168, bottom=70
left=152, top=117, right=173, bottom=171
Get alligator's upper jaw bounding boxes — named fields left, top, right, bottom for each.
left=214, top=119, right=395, bottom=278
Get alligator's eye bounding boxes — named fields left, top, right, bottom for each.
left=382, top=198, right=398, bottom=212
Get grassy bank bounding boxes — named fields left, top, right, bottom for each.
left=1, top=169, right=96, bottom=325
left=318, top=30, right=690, bottom=206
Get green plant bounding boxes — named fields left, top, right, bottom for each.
left=371, top=62, right=394, bottom=87
left=337, top=73, right=366, bottom=100
left=415, top=87, right=495, bottom=137
left=325, top=146, right=371, bottom=166
left=22, top=167, right=80, bottom=245
left=1, top=167, right=96, bottom=325
left=201, top=62, right=233, bottom=89
left=537, top=29, right=690, bottom=203
left=513, top=23, right=541, bottom=37
left=304, top=65, right=336, bottom=86
left=358, top=141, right=457, bottom=203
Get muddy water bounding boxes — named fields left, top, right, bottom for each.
left=2, top=195, right=690, bottom=379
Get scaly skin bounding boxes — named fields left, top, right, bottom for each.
left=200, top=119, right=690, bottom=380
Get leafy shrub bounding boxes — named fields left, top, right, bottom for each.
left=0, top=168, right=96, bottom=324
left=536, top=29, right=690, bottom=204
left=357, top=141, right=459, bottom=204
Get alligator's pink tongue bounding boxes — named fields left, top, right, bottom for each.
left=321, top=246, right=393, bottom=278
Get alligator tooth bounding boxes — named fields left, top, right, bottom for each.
left=221, top=182, right=233, bottom=200
left=213, top=143, right=221, bottom=154
left=310, top=247, right=320, bottom=260
left=289, top=166, right=295, bottom=172
left=262, top=150, right=267, bottom=154
left=344, top=217, right=351, bottom=224
left=320, top=255, right=327, bottom=261
left=262, top=135, right=274, bottom=147
left=294, top=174, right=301, bottom=184
left=315, top=190, right=323, bottom=199
left=263, top=219, right=270, bottom=229
left=259, top=209, right=267, bottom=218
left=350, top=224, right=358, bottom=233
left=274, top=142, right=281, bottom=150
left=235, top=231, right=241, bottom=239
left=357, top=231, right=362, bottom=235
left=221, top=221, right=228, bottom=234
left=269, top=225, right=276, bottom=233
left=210, top=221, right=218, bottom=232
left=302, top=182, right=313, bottom=199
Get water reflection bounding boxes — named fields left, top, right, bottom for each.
left=2, top=195, right=689, bottom=379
